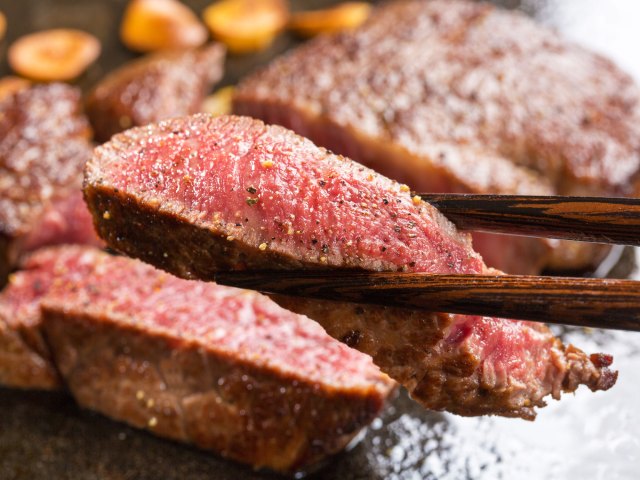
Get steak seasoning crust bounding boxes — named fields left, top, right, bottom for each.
left=234, top=0, right=640, bottom=274
left=85, top=114, right=616, bottom=420
left=37, top=246, right=393, bottom=473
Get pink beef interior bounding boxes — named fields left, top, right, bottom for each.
left=99, top=115, right=483, bottom=274
left=21, top=191, right=102, bottom=254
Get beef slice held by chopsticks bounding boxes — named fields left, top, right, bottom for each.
left=0, top=83, right=103, bottom=288
left=86, top=43, right=225, bottom=143
left=84, top=114, right=616, bottom=419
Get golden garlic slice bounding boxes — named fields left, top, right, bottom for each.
left=121, top=0, right=208, bottom=52
left=289, top=2, right=371, bottom=38
left=8, top=29, right=101, bottom=82
left=203, top=0, right=288, bottom=55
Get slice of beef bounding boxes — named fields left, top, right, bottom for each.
left=86, top=44, right=225, bottom=143
left=35, top=246, right=393, bottom=473
left=0, top=248, right=79, bottom=390
left=233, top=0, right=640, bottom=274
left=84, top=114, right=616, bottom=420
left=0, top=84, right=102, bottom=287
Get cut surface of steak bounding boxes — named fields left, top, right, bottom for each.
left=39, top=246, right=393, bottom=473
left=0, top=248, right=77, bottom=390
left=86, top=44, right=225, bottom=143
left=84, top=114, right=616, bottom=419
left=0, top=84, right=102, bottom=287
left=233, top=0, right=640, bottom=274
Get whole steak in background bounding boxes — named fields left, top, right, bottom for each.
left=234, top=0, right=640, bottom=274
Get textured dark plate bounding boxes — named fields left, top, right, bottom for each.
left=1, top=1, right=640, bottom=479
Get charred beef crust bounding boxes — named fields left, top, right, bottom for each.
left=84, top=182, right=318, bottom=279
left=233, top=0, right=640, bottom=273
left=0, top=309, right=60, bottom=390
left=42, top=310, right=387, bottom=473
left=84, top=114, right=616, bottom=420
left=0, top=235, right=10, bottom=289
left=86, top=44, right=225, bottom=143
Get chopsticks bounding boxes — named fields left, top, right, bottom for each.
left=213, top=194, right=640, bottom=331
left=419, top=194, right=640, bottom=245
left=213, top=270, right=640, bottom=331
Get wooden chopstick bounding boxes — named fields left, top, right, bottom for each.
left=419, top=194, right=640, bottom=245
left=213, top=270, right=640, bottom=331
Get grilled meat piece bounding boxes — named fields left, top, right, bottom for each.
left=0, top=84, right=101, bottom=287
left=84, top=114, right=616, bottom=419
left=37, top=246, right=393, bottom=473
left=0, top=248, right=68, bottom=390
left=233, top=0, right=640, bottom=274
left=86, top=44, right=225, bottom=142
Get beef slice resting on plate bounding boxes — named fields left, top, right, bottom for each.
left=0, top=83, right=102, bottom=288
left=233, top=0, right=640, bottom=274
left=86, top=43, right=225, bottom=143
left=0, top=245, right=393, bottom=473
left=84, top=114, right=616, bottom=420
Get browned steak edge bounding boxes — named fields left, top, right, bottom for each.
left=0, top=305, right=60, bottom=390
left=271, top=295, right=551, bottom=420
left=0, top=234, right=11, bottom=288
left=42, top=307, right=389, bottom=473
left=84, top=184, right=329, bottom=278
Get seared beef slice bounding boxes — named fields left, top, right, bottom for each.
left=0, top=248, right=71, bottom=389
left=35, top=246, right=393, bottom=473
left=234, top=0, right=640, bottom=273
left=0, top=84, right=101, bottom=287
left=86, top=44, right=225, bottom=142
left=84, top=114, right=616, bottom=419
